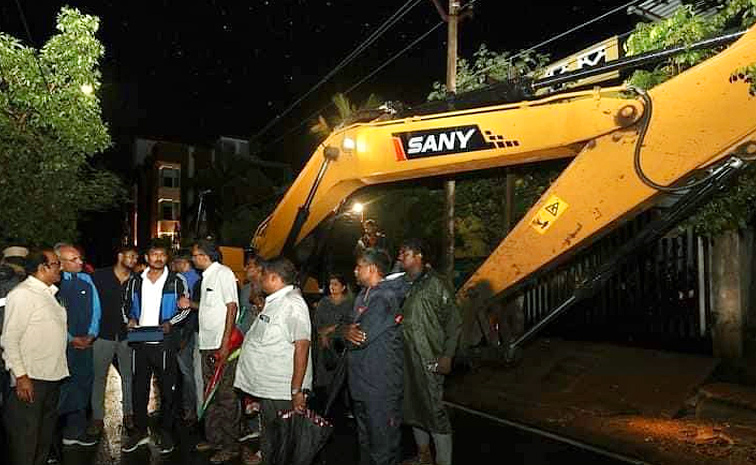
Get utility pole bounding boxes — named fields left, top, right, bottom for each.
left=430, top=0, right=472, bottom=279
left=443, top=0, right=459, bottom=281
left=504, top=169, right=515, bottom=232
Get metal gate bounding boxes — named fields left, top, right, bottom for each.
left=521, top=212, right=713, bottom=354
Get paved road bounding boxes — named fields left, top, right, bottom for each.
left=57, top=401, right=634, bottom=465
left=2, top=367, right=636, bottom=465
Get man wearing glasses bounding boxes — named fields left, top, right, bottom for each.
left=1, top=249, right=68, bottom=465
left=191, top=240, right=241, bottom=464
left=54, top=243, right=101, bottom=449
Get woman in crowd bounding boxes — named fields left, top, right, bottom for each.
left=313, top=274, right=354, bottom=412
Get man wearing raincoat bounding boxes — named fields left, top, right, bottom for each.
left=399, top=239, right=462, bottom=465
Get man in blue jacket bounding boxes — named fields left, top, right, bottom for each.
left=345, top=248, right=409, bottom=465
left=122, top=242, right=191, bottom=455
left=55, top=243, right=101, bottom=448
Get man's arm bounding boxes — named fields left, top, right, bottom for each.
left=291, top=339, right=309, bottom=412
left=344, top=293, right=397, bottom=349
left=1, top=291, right=31, bottom=379
left=215, top=268, right=239, bottom=361
left=437, top=279, right=462, bottom=374
left=215, top=301, right=238, bottom=362
left=82, top=274, right=101, bottom=339
left=167, top=274, right=192, bottom=328
left=127, top=283, right=140, bottom=329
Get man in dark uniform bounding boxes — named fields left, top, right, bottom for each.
left=344, top=248, right=408, bottom=465
left=398, top=239, right=461, bottom=465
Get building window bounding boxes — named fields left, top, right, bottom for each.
left=159, top=199, right=180, bottom=220
left=160, top=166, right=180, bottom=188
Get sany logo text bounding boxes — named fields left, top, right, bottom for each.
left=407, top=128, right=476, bottom=155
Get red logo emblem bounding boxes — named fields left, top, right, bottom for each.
left=394, top=314, right=404, bottom=324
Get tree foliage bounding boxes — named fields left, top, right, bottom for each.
left=623, top=0, right=756, bottom=234
left=188, top=151, right=285, bottom=247
left=426, top=45, right=551, bottom=258
left=0, top=7, right=122, bottom=246
left=310, top=92, right=382, bottom=139
left=428, top=45, right=548, bottom=101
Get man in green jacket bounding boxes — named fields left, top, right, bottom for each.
left=399, top=239, right=462, bottom=465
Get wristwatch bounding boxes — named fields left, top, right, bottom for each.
left=291, top=387, right=302, bottom=396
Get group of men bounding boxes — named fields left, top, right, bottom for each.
left=0, top=232, right=462, bottom=465
left=0, top=240, right=247, bottom=465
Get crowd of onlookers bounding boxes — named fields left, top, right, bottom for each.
left=0, top=220, right=463, bottom=465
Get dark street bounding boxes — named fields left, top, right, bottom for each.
left=47, top=368, right=633, bottom=465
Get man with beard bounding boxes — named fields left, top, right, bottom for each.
left=122, top=242, right=191, bottom=454
left=90, top=245, right=139, bottom=435
left=398, top=239, right=461, bottom=465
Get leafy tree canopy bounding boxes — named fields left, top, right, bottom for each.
left=624, top=0, right=756, bottom=234
left=0, top=7, right=123, bottom=246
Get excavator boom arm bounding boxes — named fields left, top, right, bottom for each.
left=253, top=25, right=756, bottom=304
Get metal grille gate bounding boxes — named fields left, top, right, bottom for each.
left=521, top=212, right=713, bottom=354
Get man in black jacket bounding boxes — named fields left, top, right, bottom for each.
left=344, top=248, right=408, bottom=465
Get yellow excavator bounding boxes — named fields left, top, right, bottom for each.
left=252, top=24, right=756, bottom=353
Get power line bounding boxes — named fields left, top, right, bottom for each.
left=480, top=0, right=645, bottom=74
left=256, top=0, right=478, bottom=153
left=251, top=0, right=424, bottom=142
left=258, top=21, right=446, bottom=154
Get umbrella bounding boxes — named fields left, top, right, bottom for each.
left=198, top=326, right=245, bottom=419
left=267, top=408, right=334, bottom=465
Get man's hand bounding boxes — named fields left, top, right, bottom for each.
left=318, top=334, right=331, bottom=349
left=127, top=319, right=138, bottom=329
left=215, top=344, right=230, bottom=364
left=343, top=324, right=367, bottom=346
left=292, top=391, right=306, bottom=413
left=15, top=375, right=34, bottom=403
left=161, top=322, right=172, bottom=334
left=71, top=336, right=91, bottom=350
left=437, top=356, right=453, bottom=375
left=178, top=296, right=191, bottom=309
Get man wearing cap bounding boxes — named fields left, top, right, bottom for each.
left=0, top=246, right=28, bottom=433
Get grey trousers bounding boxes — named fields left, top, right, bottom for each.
left=91, top=337, right=133, bottom=420
left=4, top=379, right=61, bottom=465
left=176, top=332, right=197, bottom=416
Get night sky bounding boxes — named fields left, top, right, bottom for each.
left=2, top=0, right=637, bottom=159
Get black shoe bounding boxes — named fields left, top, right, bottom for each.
left=62, top=432, right=99, bottom=447
left=157, top=433, right=174, bottom=455
left=122, top=431, right=150, bottom=453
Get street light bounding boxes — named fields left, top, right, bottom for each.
left=352, top=202, right=364, bottom=223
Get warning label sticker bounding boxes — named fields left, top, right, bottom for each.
left=530, top=195, right=569, bottom=235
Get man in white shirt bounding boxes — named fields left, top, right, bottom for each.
left=234, top=256, right=312, bottom=465
left=191, top=240, right=241, bottom=464
left=1, top=249, right=68, bottom=465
